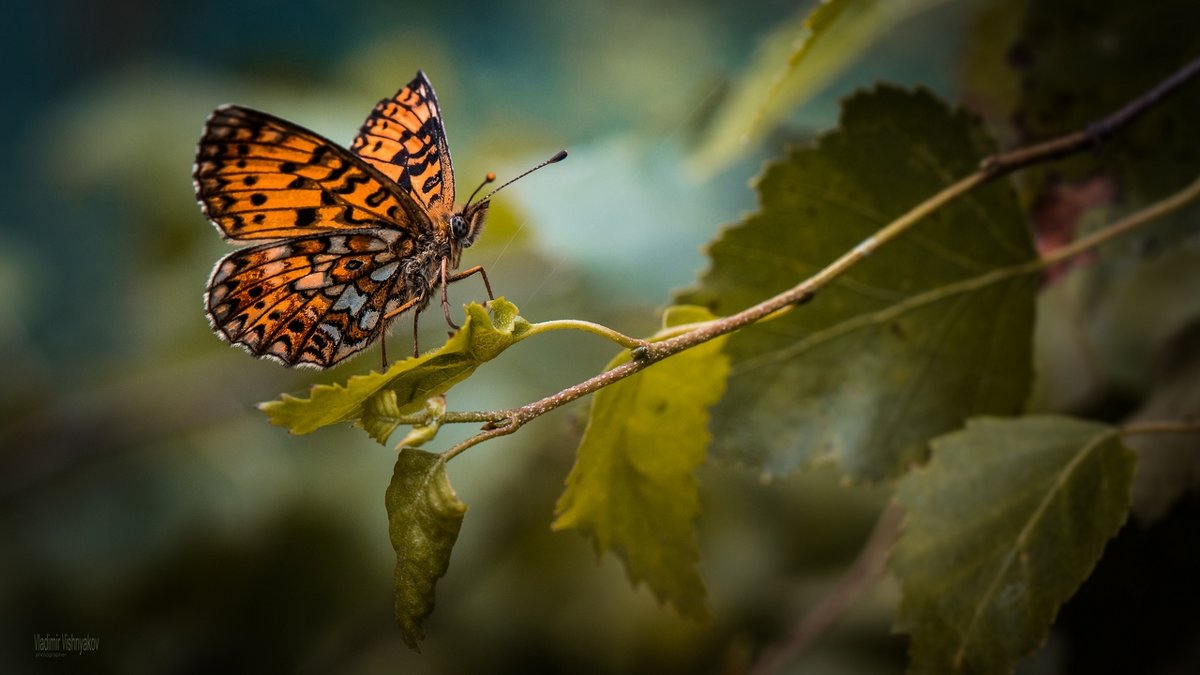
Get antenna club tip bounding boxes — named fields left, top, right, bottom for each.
left=550, top=150, right=568, bottom=163
left=486, top=171, right=496, bottom=182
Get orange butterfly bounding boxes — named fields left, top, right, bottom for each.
left=194, top=71, right=565, bottom=368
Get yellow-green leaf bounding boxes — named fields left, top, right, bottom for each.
left=892, top=416, right=1135, bottom=674
left=259, top=298, right=530, bottom=438
left=360, top=389, right=404, bottom=445
left=386, top=448, right=467, bottom=651
left=552, top=306, right=729, bottom=621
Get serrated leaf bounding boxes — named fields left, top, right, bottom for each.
left=688, top=0, right=953, bottom=175
left=678, top=86, right=1037, bottom=481
left=259, top=298, right=530, bottom=438
left=552, top=305, right=729, bottom=621
left=892, top=416, right=1135, bottom=674
left=360, top=390, right=404, bottom=444
left=386, top=448, right=467, bottom=651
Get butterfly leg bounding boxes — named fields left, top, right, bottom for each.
left=440, top=259, right=496, bottom=331
left=381, top=333, right=389, bottom=370
left=440, top=257, right=460, bottom=331
left=380, top=296, right=423, bottom=364
left=447, top=265, right=494, bottom=300
left=411, top=308, right=421, bottom=358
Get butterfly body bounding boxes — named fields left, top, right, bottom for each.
left=195, top=71, right=493, bottom=369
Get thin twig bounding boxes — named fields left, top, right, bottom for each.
left=748, top=504, right=905, bottom=675
left=980, top=55, right=1200, bottom=175
left=391, top=410, right=511, bottom=426
left=436, top=55, right=1200, bottom=462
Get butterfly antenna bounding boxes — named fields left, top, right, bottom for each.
left=476, top=150, right=568, bottom=205
left=463, top=172, right=497, bottom=212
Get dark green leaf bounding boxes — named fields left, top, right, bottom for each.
left=892, top=416, right=1135, bottom=674
left=553, top=306, right=729, bottom=620
left=386, top=448, right=467, bottom=651
left=679, top=87, right=1037, bottom=480
left=259, top=298, right=530, bottom=438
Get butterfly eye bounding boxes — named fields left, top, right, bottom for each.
left=450, top=214, right=469, bottom=239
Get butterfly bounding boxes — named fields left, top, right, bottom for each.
left=194, top=70, right=565, bottom=369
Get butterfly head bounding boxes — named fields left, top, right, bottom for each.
left=451, top=170, right=496, bottom=250
left=451, top=200, right=490, bottom=249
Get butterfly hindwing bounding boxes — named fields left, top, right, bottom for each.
left=350, top=70, right=455, bottom=218
left=205, top=231, right=425, bottom=368
left=194, top=105, right=432, bottom=241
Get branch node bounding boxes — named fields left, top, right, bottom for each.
left=481, top=417, right=514, bottom=431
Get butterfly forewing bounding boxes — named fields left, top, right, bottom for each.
left=350, top=71, right=455, bottom=217
left=195, top=105, right=430, bottom=241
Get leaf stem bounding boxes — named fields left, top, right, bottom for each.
left=438, top=55, right=1200, bottom=462
left=524, top=319, right=649, bottom=350
left=1041, top=175, right=1200, bottom=265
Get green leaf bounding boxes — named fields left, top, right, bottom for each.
left=678, top=86, right=1038, bottom=481
left=259, top=298, right=530, bottom=438
left=386, top=448, right=467, bottom=651
left=552, top=306, right=729, bottom=621
left=360, top=389, right=404, bottom=445
left=892, top=416, right=1135, bottom=674
left=688, top=0, right=954, bottom=175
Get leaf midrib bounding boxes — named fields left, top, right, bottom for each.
left=949, top=428, right=1117, bottom=670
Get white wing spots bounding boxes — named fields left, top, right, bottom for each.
left=370, top=261, right=400, bottom=281
left=319, top=322, right=342, bottom=342
left=383, top=295, right=411, bottom=316
left=212, top=259, right=238, bottom=285
left=359, top=309, right=380, bottom=332
left=334, top=339, right=366, bottom=362
left=331, top=284, right=368, bottom=315
left=208, top=283, right=230, bottom=305
left=327, top=236, right=349, bottom=255
left=365, top=237, right=389, bottom=251
left=261, top=244, right=292, bottom=262
left=293, top=271, right=329, bottom=291
left=258, top=261, right=289, bottom=278
left=267, top=339, right=290, bottom=359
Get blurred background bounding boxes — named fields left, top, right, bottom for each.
left=3, top=0, right=1194, bottom=673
